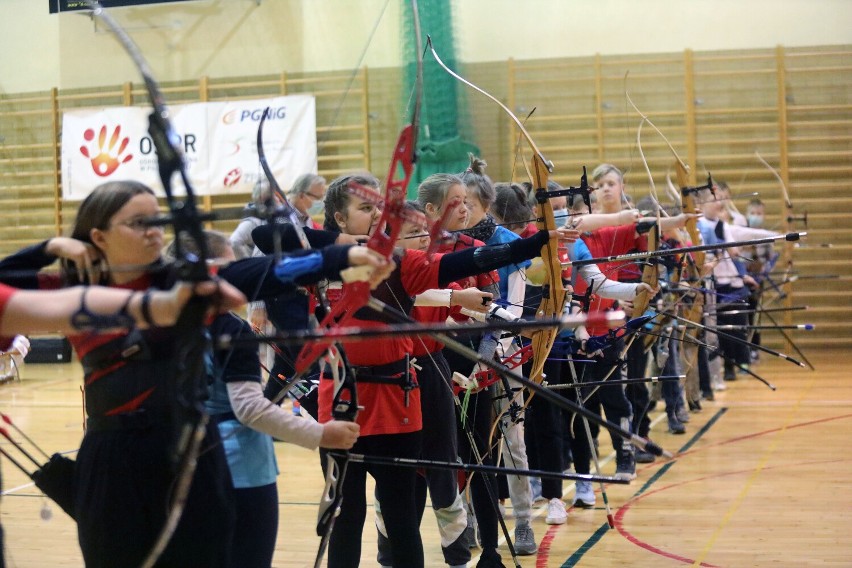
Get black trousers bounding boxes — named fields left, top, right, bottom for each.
left=456, top=388, right=501, bottom=551
left=526, top=358, right=568, bottom=500
left=322, top=431, right=424, bottom=568
left=418, top=353, right=462, bottom=510
left=379, top=353, right=469, bottom=567
left=75, top=422, right=235, bottom=568
left=625, top=338, right=651, bottom=437
left=570, top=339, right=634, bottom=466
left=716, top=285, right=751, bottom=366
left=231, top=483, right=279, bottom=568
left=444, top=341, right=505, bottom=555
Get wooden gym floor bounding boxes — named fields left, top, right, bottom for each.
left=1, top=349, right=850, bottom=567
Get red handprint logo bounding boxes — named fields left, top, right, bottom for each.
left=79, top=125, right=133, bottom=177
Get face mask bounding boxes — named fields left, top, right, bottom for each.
left=307, top=200, right=324, bottom=216
left=747, top=214, right=763, bottom=228
left=553, top=208, right=569, bottom=225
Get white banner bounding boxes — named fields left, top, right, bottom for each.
left=61, top=95, right=317, bottom=200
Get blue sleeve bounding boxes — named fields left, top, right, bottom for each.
left=697, top=219, right=717, bottom=246
left=568, top=239, right=593, bottom=289
left=488, top=228, right=531, bottom=276
left=572, top=239, right=592, bottom=261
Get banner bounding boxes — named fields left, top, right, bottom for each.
left=61, top=96, right=317, bottom=200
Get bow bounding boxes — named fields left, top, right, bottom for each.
left=632, top=223, right=660, bottom=319
left=304, top=2, right=424, bottom=563
left=627, top=88, right=713, bottom=380
left=257, top=103, right=360, bottom=566
left=754, top=150, right=809, bottom=362
left=755, top=150, right=793, bottom=211
left=426, top=37, right=567, bottom=388
left=257, top=108, right=313, bottom=252
left=86, top=3, right=214, bottom=566
left=630, top=116, right=680, bottom=351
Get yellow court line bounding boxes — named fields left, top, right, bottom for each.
left=691, top=373, right=819, bottom=567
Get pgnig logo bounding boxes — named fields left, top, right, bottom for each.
left=222, top=106, right=287, bottom=124
left=79, top=125, right=133, bottom=176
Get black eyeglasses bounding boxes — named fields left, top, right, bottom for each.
left=112, top=216, right=163, bottom=232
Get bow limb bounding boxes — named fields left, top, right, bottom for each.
left=257, top=98, right=358, bottom=568
left=625, top=82, right=691, bottom=178
left=631, top=116, right=663, bottom=318
left=427, top=37, right=563, bottom=384
left=426, top=38, right=547, bottom=166
left=626, top=85, right=706, bottom=275
left=675, top=164, right=706, bottom=270
left=664, top=167, right=683, bottom=208
left=754, top=150, right=797, bottom=329
left=756, top=150, right=793, bottom=211
left=632, top=221, right=659, bottom=318
left=674, top=169, right=710, bottom=358
left=630, top=112, right=682, bottom=350
left=628, top=90, right=692, bottom=358
left=528, top=155, right=567, bottom=384
left=257, top=109, right=312, bottom=253
left=307, top=0, right=423, bottom=361
left=86, top=3, right=212, bottom=567
left=312, top=3, right=423, bottom=563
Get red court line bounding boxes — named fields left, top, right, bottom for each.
left=614, top=457, right=849, bottom=567
left=675, top=411, right=852, bottom=459
left=612, top=408, right=852, bottom=567
left=634, top=412, right=852, bottom=478
left=538, top=412, right=852, bottom=566
left=536, top=503, right=581, bottom=567
left=536, top=524, right=559, bottom=568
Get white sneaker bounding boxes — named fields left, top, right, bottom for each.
left=545, top=498, right=567, bottom=525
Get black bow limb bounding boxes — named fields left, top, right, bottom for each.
left=86, top=3, right=215, bottom=567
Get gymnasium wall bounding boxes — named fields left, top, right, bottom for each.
left=0, top=1, right=849, bottom=350
left=1, top=0, right=851, bottom=93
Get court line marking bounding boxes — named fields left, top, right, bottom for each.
left=690, top=364, right=823, bottom=566
left=614, top=457, right=851, bottom=567
left=560, top=408, right=727, bottom=567
left=473, top=413, right=669, bottom=566
left=605, top=411, right=852, bottom=566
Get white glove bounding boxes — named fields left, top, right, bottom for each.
left=485, top=304, right=522, bottom=323
left=10, top=335, right=29, bottom=367
left=460, top=303, right=522, bottom=323
left=452, top=371, right=477, bottom=392
left=11, top=335, right=30, bottom=357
